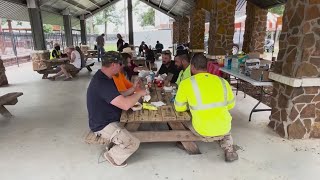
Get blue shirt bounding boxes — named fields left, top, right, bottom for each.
left=87, top=70, right=121, bottom=132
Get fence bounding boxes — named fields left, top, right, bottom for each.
left=0, top=31, right=123, bottom=59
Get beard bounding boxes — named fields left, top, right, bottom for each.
left=176, top=65, right=183, bottom=71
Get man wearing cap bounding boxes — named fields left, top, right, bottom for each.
left=87, top=51, right=147, bottom=168
left=158, top=50, right=180, bottom=84
left=174, top=49, right=191, bottom=86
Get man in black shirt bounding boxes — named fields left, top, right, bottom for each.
left=87, top=51, right=147, bottom=167
left=158, top=50, right=179, bottom=83
left=155, top=40, right=164, bottom=53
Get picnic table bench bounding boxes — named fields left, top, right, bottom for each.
left=85, top=83, right=224, bottom=154
left=0, top=92, right=23, bottom=117
left=84, top=50, right=98, bottom=61
left=37, top=58, right=95, bottom=79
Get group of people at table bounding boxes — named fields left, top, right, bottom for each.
left=47, top=43, right=84, bottom=81
left=86, top=45, right=239, bottom=168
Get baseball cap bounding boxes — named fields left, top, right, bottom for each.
left=122, top=47, right=135, bottom=54
left=175, top=49, right=189, bottom=57
left=102, top=51, right=124, bottom=64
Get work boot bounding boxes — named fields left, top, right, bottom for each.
left=225, top=150, right=238, bottom=162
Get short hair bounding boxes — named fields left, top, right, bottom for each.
left=101, top=33, right=105, bottom=36
left=191, top=53, right=207, bottom=70
left=157, top=41, right=159, bottom=43
left=176, top=54, right=190, bottom=63
left=121, top=53, right=132, bottom=60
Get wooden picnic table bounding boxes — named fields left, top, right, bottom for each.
left=85, top=50, right=98, bottom=61
left=37, top=58, right=69, bottom=79
left=0, top=92, right=23, bottom=118
left=120, top=83, right=223, bottom=154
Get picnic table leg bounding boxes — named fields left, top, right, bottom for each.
left=86, top=66, right=93, bottom=72
left=168, top=122, right=201, bottom=155
left=248, top=86, right=272, bottom=121
left=42, top=73, right=48, bottom=79
left=0, top=105, right=13, bottom=118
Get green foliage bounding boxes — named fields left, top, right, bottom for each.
left=94, top=4, right=122, bottom=29
left=43, top=24, right=53, bottom=33
left=1, top=18, right=7, bottom=26
left=268, top=5, right=285, bottom=15
left=139, top=8, right=155, bottom=27
left=16, top=21, right=22, bottom=26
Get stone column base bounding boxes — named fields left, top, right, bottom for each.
left=0, top=59, right=8, bottom=86
left=31, top=50, right=50, bottom=71
left=80, top=45, right=89, bottom=55
left=269, top=80, right=320, bottom=139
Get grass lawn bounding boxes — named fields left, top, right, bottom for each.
left=104, top=44, right=117, bottom=51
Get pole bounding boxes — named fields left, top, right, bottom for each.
left=272, top=18, right=278, bottom=58
left=127, top=0, right=134, bottom=45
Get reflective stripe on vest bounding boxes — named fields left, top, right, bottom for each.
left=174, top=100, right=187, bottom=107
left=189, top=76, right=230, bottom=111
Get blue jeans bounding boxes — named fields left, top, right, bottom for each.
left=97, top=46, right=105, bottom=61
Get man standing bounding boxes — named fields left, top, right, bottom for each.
left=174, top=49, right=191, bottom=86
left=87, top=51, right=147, bottom=167
left=96, top=33, right=105, bottom=62
left=158, top=50, right=179, bottom=83
left=155, top=40, right=164, bottom=53
left=174, top=53, right=238, bottom=162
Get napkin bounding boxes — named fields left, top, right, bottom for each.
left=151, top=101, right=166, bottom=107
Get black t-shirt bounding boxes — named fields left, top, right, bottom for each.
left=117, top=39, right=124, bottom=52
left=158, top=61, right=179, bottom=83
left=145, top=49, right=155, bottom=63
left=87, top=70, right=121, bottom=132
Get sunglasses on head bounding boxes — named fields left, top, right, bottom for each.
left=162, top=50, right=171, bottom=55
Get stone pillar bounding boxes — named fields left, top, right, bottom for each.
left=268, top=0, right=320, bottom=139
left=0, top=58, right=8, bottom=86
left=208, top=0, right=236, bottom=56
left=172, top=21, right=179, bottom=44
left=189, top=8, right=206, bottom=51
left=80, top=15, right=87, bottom=45
left=179, top=17, right=189, bottom=45
left=31, top=50, right=50, bottom=71
left=242, top=1, right=267, bottom=54
left=63, top=9, right=73, bottom=47
left=27, top=0, right=46, bottom=50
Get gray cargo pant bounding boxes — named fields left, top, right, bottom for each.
left=185, top=122, right=234, bottom=152
left=95, top=122, right=140, bottom=165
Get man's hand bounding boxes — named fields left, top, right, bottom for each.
left=136, top=88, right=147, bottom=96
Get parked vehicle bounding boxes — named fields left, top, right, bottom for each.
left=264, top=39, right=274, bottom=52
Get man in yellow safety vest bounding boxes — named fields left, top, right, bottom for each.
left=50, top=43, right=62, bottom=59
left=174, top=53, right=238, bottom=162
left=174, top=49, right=191, bottom=86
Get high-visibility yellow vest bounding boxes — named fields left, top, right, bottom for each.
left=174, top=73, right=235, bottom=137
left=176, top=65, right=191, bottom=86
left=50, top=49, right=61, bottom=59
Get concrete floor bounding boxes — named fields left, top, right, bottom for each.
left=1, top=62, right=320, bottom=180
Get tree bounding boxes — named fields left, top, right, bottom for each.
left=94, top=4, right=122, bottom=35
left=268, top=5, right=285, bottom=15
left=139, top=8, right=155, bottom=27
left=43, top=24, right=53, bottom=33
